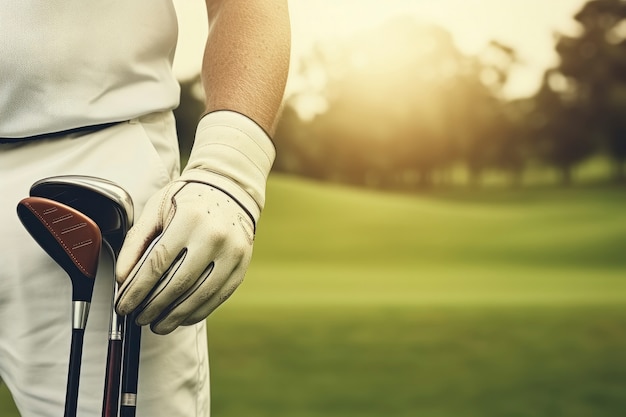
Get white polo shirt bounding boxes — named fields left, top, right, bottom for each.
left=0, top=1, right=181, bottom=138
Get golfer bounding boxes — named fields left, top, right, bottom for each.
left=0, top=1, right=290, bottom=416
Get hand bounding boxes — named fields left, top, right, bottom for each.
left=115, top=111, right=275, bottom=335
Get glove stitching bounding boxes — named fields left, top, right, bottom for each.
left=199, top=109, right=274, bottom=142
left=177, top=176, right=258, bottom=231
left=196, top=123, right=274, bottom=162
left=116, top=231, right=165, bottom=314
left=190, top=141, right=272, bottom=176
left=137, top=248, right=188, bottom=324
left=180, top=165, right=264, bottom=215
left=157, top=183, right=179, bottom=229
left=116, top=185, right=181, bottom=314
left=153, top=261, right=216, bottom=332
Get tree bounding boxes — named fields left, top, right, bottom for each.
left=274, top=17, right=528, bottom=190
left=531, top=71, right=597, bottom=185
left=450, top=41, right=521, bottom=187
left=555, top=0, right=626, bottom=182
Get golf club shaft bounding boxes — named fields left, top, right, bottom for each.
left=102, top=338, right=122, bottom=417
left=120, top=315, right=141, bottom=417
left=64, top=329, right=85, bottom=417
left=102, top=276, right=123, bottom=417
left=25, top=178, right=134, bottom=416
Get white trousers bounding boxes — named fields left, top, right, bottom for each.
left=0, top=112, right=210, bottom=416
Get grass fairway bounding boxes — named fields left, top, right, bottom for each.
left=1, top=175, right=625, bottom=416
left=209, top=306, right=626, bottom=417
left=209, top=176, right=626, bottom=417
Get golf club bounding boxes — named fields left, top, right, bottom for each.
left=17, top=197, right=102, bottom=417
left=30, top=175, right=140, bottom=417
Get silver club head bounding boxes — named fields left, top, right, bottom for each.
left=30, top=175, right=134, bottom=256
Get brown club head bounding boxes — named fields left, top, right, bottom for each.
left=17, top=196, right=102, bottom=302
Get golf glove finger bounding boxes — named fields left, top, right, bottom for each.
left=115, top=111, right=275, bottom=335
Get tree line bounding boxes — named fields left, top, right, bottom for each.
left=176, top=0, right=626, bottom=189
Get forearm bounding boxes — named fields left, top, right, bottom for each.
left=115, top=1, right=290, bottom=333
left=203, top=0, right=291, bottom=135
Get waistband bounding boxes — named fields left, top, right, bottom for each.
left=0, top=121, right=124, bottom=144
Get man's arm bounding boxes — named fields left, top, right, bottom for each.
left=203, top=0, right=291, bottom=134
left=114, top=0, right=291, bottom=334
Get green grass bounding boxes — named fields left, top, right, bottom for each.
left=209, top=306, right=626, bottom=417
left=2, top=175, right=625, bottom=416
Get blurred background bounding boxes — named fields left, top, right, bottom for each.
left=2, top=1, right=626, bottom=416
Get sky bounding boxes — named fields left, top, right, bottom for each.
left=172, top=0, right=588, bottom=99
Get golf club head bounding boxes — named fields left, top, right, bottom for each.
left=17, top=197, right=102, bottom=302
left=30, top=175, right=134, bottom=256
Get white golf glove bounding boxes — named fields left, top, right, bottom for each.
left=115, top=110, right=275, bottom=335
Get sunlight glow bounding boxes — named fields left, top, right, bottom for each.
left=172, top=0, right=588, bottom=98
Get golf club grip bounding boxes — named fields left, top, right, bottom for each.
left=120, top=316, right=142, bottom=417
left=64, top=329, right=85, bottom=417
left=102, top=339, right=122, bottom=417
